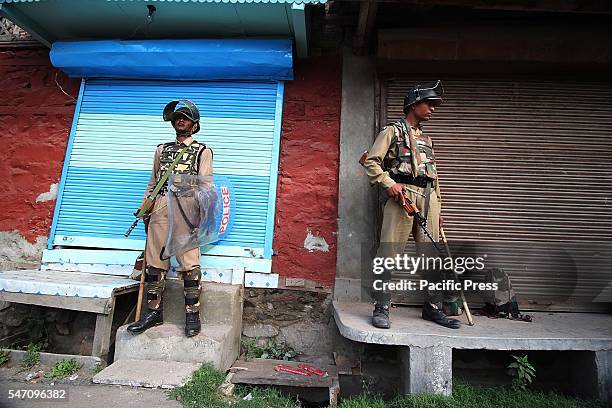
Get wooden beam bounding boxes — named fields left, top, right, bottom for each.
left=353, top=0, right=378, bottom=55
left=369, top=0, right=612, bottom=14
left=290, top=3, right=309, bottom=58
left=0, top=4, right=54, bottom=47
left=92, top=296, right=116, bottom=360
left=0, top=291, right=109, bottom=314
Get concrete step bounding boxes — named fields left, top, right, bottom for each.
left=93, top=359, right=200, bottom=389
left=114, top=280, right=243, bottom=371
left=163, top=279, right=243, bottom=326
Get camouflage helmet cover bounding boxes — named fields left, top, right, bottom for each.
left=403, top=80, right=444, bottom=112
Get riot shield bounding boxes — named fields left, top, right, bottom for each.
left=162, top=174, right=235, bottom=259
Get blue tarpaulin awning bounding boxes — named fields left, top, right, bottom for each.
left=50, top=39, right=293, bottom=81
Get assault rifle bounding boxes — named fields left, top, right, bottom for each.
left=124, top=196, right=155, bottom=237
left=399, top=192, right=442, bottom=253
left=124, top=144, right=190, bottom=237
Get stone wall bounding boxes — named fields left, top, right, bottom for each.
left=241, top=288, right=334, bottom=364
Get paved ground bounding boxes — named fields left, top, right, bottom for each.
left=0, top=380, right=181, bottom=407
left=0, top=363, right=182, bottom=408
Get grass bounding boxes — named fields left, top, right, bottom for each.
left=340, top=384, right=607, bottom=408
left=44, top=359, right=82, bottom=380
left=171, top=364, right=606, bottom=408
left=169, top=363, right=298, bottom=408
left=241, top=337, right=298, bottom=361
left=20, top=342, right=43, bottom=369
left=0, top=349, right=9, bottom=366
left=91, top=362, right=104, bottom=375
left=232, top=385, right=299, bottom=408
left=169, top=363, right=228, bottom=408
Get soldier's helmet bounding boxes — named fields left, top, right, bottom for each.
left=403, top=80, right=444, bottom=113
left=163, top=100, right=201, bottom=134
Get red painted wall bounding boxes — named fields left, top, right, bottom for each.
left=0, top=48, right=342, bottom=287
left=0, top=47, right=79, bottom=242
left=272, top=57, right=342, bottom=287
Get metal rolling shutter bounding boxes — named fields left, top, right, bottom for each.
left=49, top=79, right=283, bottom=270
left=384, top=78, right=612, bottom=311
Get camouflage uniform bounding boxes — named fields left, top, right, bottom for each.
left=143, top=136, right=213, bottom=315
left=363, top=119, right=452, bottom=306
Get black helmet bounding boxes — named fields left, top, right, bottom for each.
left=163, top=100, right=201, bottom=134
left=403, top=80, right=444, bottom=112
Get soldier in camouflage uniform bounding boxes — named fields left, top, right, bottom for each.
left=362, top=81, right=461, bottom=330
left=128, top=100, right=213, bottom=337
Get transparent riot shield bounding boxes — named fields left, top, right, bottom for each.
left=162, top=174, right=235, bottom=259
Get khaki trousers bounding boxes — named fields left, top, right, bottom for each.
left=372, top=184, right=452, bottom=304
left=146, top=195, right=200, bottom=271
left=144, top=195, right=202, bottom=313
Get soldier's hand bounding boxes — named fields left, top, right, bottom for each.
left=386, top=183, right=405, bottom=202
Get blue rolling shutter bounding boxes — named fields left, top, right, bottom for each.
left=49, top=79, right=283, bottom=269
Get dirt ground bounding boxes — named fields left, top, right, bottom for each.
left=0, top=363, right=181, bottom=408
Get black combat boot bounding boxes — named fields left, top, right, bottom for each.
left=127, top=308, right=163, bottom=334
left=185, top=312, right=201, bottom=337
left=372, top=301, right=391, bottom=329
left=422, top=302, right=461, bottom=329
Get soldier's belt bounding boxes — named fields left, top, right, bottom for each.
left=390, top=175, right=436, bottom=188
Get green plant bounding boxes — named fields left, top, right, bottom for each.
left=0, top=349, right=9, bottom=366
left=170, top=362, right=227, bottom=407
left=337, top=383, right=606, bottom=408
left=171, top=363, right=300, bottom=408
left=241, top=337, right=298, bottom=361
left=21, top=342, right=43, bottom=369
left=233, top=385, right=300, bottom=408
left=507, top=354, right=536, bottom=391
left=44, top=359, right=82, bottom=380
left=91, top=362, right=104, bottom=375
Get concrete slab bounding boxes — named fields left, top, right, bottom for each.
left=115, top=281, right=243, bottom=371
left=115, top=323, right=237, bottom=371
left=92, top=359, right=199, bottom=389
left=333, top=301, right=612, bottom=350
left=335, top=302, right=612, bottom=400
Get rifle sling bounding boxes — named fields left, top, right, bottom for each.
left=150, top=144, right=190, bottom=199
left=423, top=181, right=432, bottom=227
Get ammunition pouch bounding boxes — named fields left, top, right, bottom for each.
left=384, top=120, right=438, bottom=181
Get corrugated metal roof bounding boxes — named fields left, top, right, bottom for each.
left=0, top=0, right=317, bottom=56
left=0, top=0, right=326, bottom=3
left=111, top=0, right=326, bottom=3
